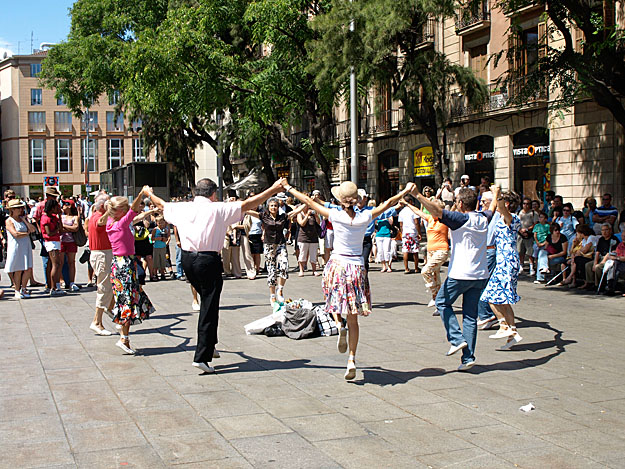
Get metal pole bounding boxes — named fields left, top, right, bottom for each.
left=217, top=145, right=223, bottom=201
left=85, top=107, right=90, bottom=192
left=349, top=4, right=358, bottom=184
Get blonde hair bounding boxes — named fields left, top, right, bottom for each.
left=102, top=196, right=129, bottom=224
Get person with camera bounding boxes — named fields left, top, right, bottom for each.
left=436, top=177, right=455, bottom=209
left=517, top=197, right=539, bottom=275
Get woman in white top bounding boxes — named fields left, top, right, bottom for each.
left=280, top=179, right=415, bottom=380
left=4, top=199, right=36, bottom=299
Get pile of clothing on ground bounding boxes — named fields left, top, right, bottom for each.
left=244, top=299, right=338, bottom=339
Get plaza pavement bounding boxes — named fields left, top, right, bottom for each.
left=1, top=249, right=625, bottom=469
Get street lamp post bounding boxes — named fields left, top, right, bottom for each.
left=84, top=108, right=90, bottom=194
left=349, top=0, right=358, bottom=185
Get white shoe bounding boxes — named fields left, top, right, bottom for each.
left=115, top=339, right=135, bottom=355
left=344, top=360, right=356, bottom=380
left=192, top=302, right=200, bottom=311
left=478, top=316, right=498, bottom=330
left=477, top=315, right=496, bottom=327
left=213, top=349, right=220, bottom=358
left=499, top=333, right=523, bottom=350
left=337, top=327, right=348, bottom=354
left=427, top=299, right=436, bottom=308
left=446, top=342, right=467, bottom=356
left=90, top=323, right=112, bottom=336
left=489, top=325, right=515, bottom=339
left=192, top=362, right=215, bottom=373
left=458, top=360, right=475, bottom=371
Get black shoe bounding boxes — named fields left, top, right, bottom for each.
left=432, top=311, right=440, bottom=316
left=604, top=289, right=616, bottom=296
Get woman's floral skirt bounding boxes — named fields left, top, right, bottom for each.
left=108, top=255, right=154, bottom=325
left=322, top=258, right=371, bottom=317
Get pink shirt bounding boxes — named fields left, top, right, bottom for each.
left=163, top=197, right=242, bottom=252
left=106, top=209, right=137, bottom=256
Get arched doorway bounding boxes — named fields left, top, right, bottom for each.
left=378, top=149, right=399, bottom=202
left=512, top=127, right=550, bottom=202
left=464, top=135, right=494, bottom=186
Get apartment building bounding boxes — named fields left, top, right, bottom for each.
left=323, top=2, right=623, bottom=207
left=0, top=51, right=156, bottom=199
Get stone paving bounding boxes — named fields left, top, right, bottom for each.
left=2, top=250, right=625, bottom=468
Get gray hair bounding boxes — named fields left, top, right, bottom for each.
left=602, top=223, right=613, bottom=231
left=93, top=193, right=110, bottom=212
left=267, top=197, right=279, bottom=206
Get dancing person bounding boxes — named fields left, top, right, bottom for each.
left=86, top=193, right=114, bottom=336
left=282, top=179, right=415, bottom=380
left=147, top=178, right=285, bottom=374
left=398, top=196, right=422, bottom=274
left=399, top=198, right=449, bottom=309
left=41, top=198, right=66, bottom=296
left=4, top=199, right=36, bottom=299
left=412, top=185, right=493, bottom=371
left=99, top=187, right=155, bottom=354
left=60, top=200, right=80, bottom=291
left=561, top=224, right=594, bottom=286
left=297, top=205, right=321, bottom=276
left=479, top=188, right=524, bottom=350
left=246, top=200, right=303, bottom=303
left=476, top=191, right=500, bottom=330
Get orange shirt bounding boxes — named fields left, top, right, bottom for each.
left=426, top=215, right=449, bottom=251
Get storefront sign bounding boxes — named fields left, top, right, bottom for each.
left=512, top=145, right=550, bottom=158
left=413, top=146, right=435, bottom=177
left=464, top=151, right=494, bottom=161
left=276, top=165, right=290, bottom=178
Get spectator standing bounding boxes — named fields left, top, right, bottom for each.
left=86, top=194, right=114, bottom=335
left=436, top=178, right=455, bottom=209
left=244, top=209, right=263, bottom=279
left=4, top=199, right=36, bottom=299
left=33, top=187, right=62, bottom=291
left=296, top=205, right=321, bottom=276
left=454, top=175, right=476, bottom=199
left=592, top=194, right=618, bottom=235
left=398, top=197, right=422, bottom=274
left=532, top=212, right=552, bottom=283
left=414, top=187, right=493, bottom=371
left=548, top=195, right=563, bottom=221
left=60, top=200, right=80, bottom=291
left=41, top=199, right=66, bottom=296
left=151, top=216, right=170, bottom=280
left=517, top=197, right=539, bottom=275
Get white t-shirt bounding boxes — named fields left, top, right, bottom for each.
left=441, top=210, right=492, bottom=280
left=398, top=208, right=418, bottom=235
left=454, top=185, right=476, bottom=197
left=328, top=208, right=373, bottom=264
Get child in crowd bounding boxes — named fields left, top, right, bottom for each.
left=532, top=211, right=551, bottom=283
left=151, top=216, right=170, bottom=280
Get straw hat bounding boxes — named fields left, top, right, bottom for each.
left=7, top=199, right=26, bottom=210
left=45, top=186, right=61, bottom=197
left=331, top=181, right=359, bottom=204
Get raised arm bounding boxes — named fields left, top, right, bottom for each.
left=240, top=179, right=286, bottom=213
left=372, top=183, right=416, bottom=219
left=245, top=210, right=261, bottom=218
left=288, top=204, right=307, bottom=220
left=280, top=181, right=330, bottom=219
left=491, top=186, right=512, bottom=225
left=401, top=200, right=427, bottom=220
left=131, top=186, right=150, bottom=213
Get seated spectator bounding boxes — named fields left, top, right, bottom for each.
left=592, top=193, right=618, bottom=235
left=619, top=196, right=625, bottom=234
left=556, top=203, right=578, bottom=245
left=562, top=224, right=594, bottom=287
left=582, top=223, right=620, bottom=290
left=537, top=223, right=568, bottom=283
left=603, top=225, right=625, bottom=296
left=533, top=211, right=550, bottom=283
left=583, top=197, right=597, bottom=229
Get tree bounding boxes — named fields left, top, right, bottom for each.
left=494, top=0, right=625, bottom=128
left=308, top=0, right=489, bottom=185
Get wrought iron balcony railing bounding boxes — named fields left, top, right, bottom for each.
left=455, top=2, right=490, bottom=32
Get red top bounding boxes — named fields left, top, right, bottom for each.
left=88, top=211, right=112, bottom=251
left=41, top=213, right=61, bottom=241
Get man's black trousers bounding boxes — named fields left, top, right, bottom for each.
left=181, top=250, right=223, bottom=364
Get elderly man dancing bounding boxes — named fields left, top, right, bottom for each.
left=147, top=178, right=285, bottom=374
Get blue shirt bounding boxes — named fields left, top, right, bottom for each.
left=153, top=227, right=167, bottom=249
left=594, top=205, right=618, bottom=227
left=487, top=211, right=502, bottom=246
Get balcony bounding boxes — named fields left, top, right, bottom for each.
left=330, top=109, right=408, bottom=143
left=455, top=2, right=490, bottom=35
left=450, top=78, right=547, bottom=119
left=416, top=18, right=436, bottom=49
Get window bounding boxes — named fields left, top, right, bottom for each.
left=81, top=138, right=97, bottom=173
left=521, top=27, right=539, bottom=75
left=81, top=111, right=98, bottom=131
left=133, top=138, right=146, bottom=161
left=106, top=111, right=124, bottom=132
left=54, top=111, right=72, bottom=132
left=107, top=138, right=123, bottom=168
left=56, top=139, right=72, bottom=173
left=109, top=90, right=120, bottom=106
left=31, top=89, right=42, bottom=105
left=28, top=112, right=46, bottom=132
left=30, top=63, right=41, bottom=77
left=29, top=139, right=45, bottom=173
left=57, top=95, right=66, bottom=106
left=469, top=44, right=488, bottom=83
left=131, top=118, right=143, bottom=132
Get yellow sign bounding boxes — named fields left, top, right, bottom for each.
left=413, top=146, right=435, bottom=177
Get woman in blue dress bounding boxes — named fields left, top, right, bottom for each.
left=480, top=186, right=523, bottom=350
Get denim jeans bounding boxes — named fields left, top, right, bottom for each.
left=175, top=245, right=184, bottom=278
left=536, top=248, right=565, bottom=281
left=436, top=277, right=488, bottom=364
left=477, top=249, right=496, bottom=320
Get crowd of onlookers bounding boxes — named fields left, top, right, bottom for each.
left=2, top=175, right=624, bottom=302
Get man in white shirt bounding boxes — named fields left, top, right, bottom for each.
left=398, top=195, right=422, bottom=273
left=454, top=175, right=476, bottom=198
left=147, top=177, right=284, bottom=374
left=413, top=186, right=492, bottom=371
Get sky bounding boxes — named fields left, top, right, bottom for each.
left=0, top=0, right=75, bottom=58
